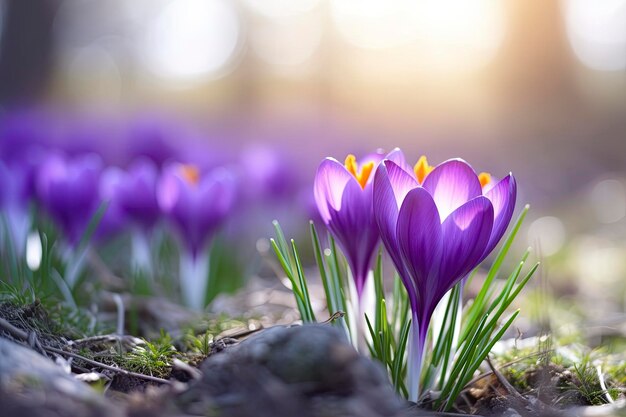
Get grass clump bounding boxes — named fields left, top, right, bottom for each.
left=122, top=331, right=177, bottom=378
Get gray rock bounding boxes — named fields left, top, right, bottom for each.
left=176, top=324, right=409, bottom=417
left=0, top=337, right=123, bottom=417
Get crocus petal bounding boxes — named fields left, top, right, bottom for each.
left=396, top=187, right=442, bottom=307
left=198, top=168, right=237, bottom=225
left=373, top=161, right=418, bottom=278
left=156, top=168, right=181, bottom=212
left=422, top=159, right=482, bottom=220
left=384, top=148, right=414, bottom=175
left=381, top=160, right=419, bottom=211
left=314, top=158, right=355, bottom=223
left=327, top=177, right=377, bottom=296
left=482, top=174, right=517, bottom=258
left=439, top=196, right=494, bottom=292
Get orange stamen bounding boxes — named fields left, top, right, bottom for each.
left=414, top=155, right=434, bottom=184
left=478, top=172, right=491, bottom=188
left=180, top=164, right=200, bottom=185
left=344, top=154, right=374, bottom=189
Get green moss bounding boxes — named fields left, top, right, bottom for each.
left=121, top=331, right=177, bottom=378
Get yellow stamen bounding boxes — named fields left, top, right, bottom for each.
left=414, top=155, right=434, bottom=184
left=345, top=154, right=358, bottom=177
left=180, top=164, right=200, bottom=185
left=478, top=172, right=491, bottom=188
left=344, top=154, right=374, bottom=189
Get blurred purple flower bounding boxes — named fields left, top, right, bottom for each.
left=373, top=152, right=516, bottom=399
left=36, top=153, right=103, bottom=245
left=157, top=163, right=237, bottom=310
left=99, top=159, right=162, bottom=272
left=240, top=146, right=296, bottom=200
left=158, top=163, right=237, bottom=257
left=109, top=159, right=161, bottom=232
left=313, top=149, right=405, bottom=298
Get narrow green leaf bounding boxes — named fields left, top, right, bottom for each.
left=272, top=220, right=291, bottom=260
left=460, top=206, right=529, bottom=344
left=270, top=238, right=307, bottom=317
left=310, top=222, right=335, bottom=313
left=444, top=311, right=520, bottom=411
left=392, top=317, right=411, bottom=392
left=291, top=239, right=316, bottom=322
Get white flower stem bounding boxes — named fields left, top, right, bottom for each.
left=131, top=231, right=153, bottom=277
left=179, top=252, right=210, bottom=311
left=407, top=315, right=427, bottom=402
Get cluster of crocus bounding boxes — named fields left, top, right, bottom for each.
left=0, top=111, right=289, bottom=310
left=314, top=149, right=516, bottom=400
left=34, top=155, right=239, bottom=308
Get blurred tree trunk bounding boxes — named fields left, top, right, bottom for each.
left=0, top=0, right=60, bottom=105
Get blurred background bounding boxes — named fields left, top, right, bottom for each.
left=1, top=0, right=625, bottom=335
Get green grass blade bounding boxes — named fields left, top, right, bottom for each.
left=291, top=239, right=316, bottom=322
left=468, top=205, right=529, bottom=306
left=272, top=220, right=291, bottom=260
left=392, top=316, right=411, bottom=393
left=460, top=205, right=529, bottom=343
left=270, top=238, right=307, bottom=317
left=310, top=222, right=335, bottom=313
left=443, top=310, right=520, bottom=411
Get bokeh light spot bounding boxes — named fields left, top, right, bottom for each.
left=142, top=0, right=241, bottom=82
left=527, top=216, right=566, bottom=257
left=563, top=0, right=626, bottom=71
left=590, top=179, right=626, bottom=224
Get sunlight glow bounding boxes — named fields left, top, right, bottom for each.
left=245, top=0, right=320, bottom=18
left=250, top=12, right=322, bottom=72
left=330, top=0, right=421, bottom=49
left=563, top=0, right=626, bottom=71
left=330, top=0, right=505, bottom=71
left=142, top=0, right=241, bottom=82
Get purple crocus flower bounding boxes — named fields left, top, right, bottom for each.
left=100, top=159, right=162, bottom=273
left=157, top=162, right=237, bottom=310
left=36, top=153, right=103, bottom=246
left=35, top=153, right=104, bottom=288
left=313, top=149, right=406, bottom=299
left=373, top=152, right=516, bottom=400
